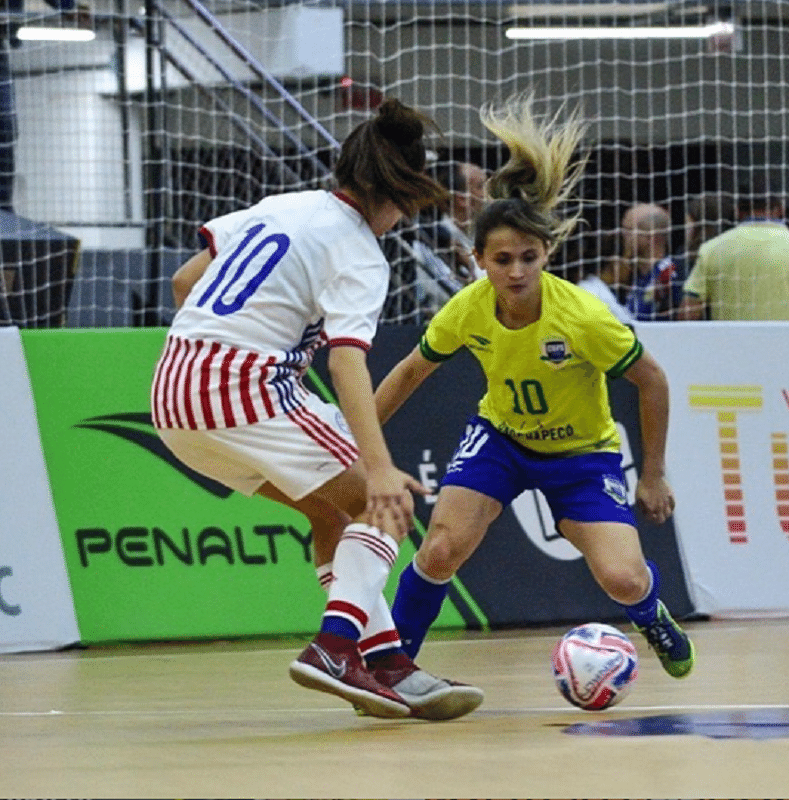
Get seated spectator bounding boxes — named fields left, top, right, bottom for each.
left=622, top=202, right=683, bottom=321
left=407, top=159, right=488, bottom=317
left=419, top=160, right=488, bottom=284
left=679, top=173, right=789, bottom=321
left=577, top=231, right=634, bottom=326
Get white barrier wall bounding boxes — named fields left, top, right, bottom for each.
left=1, top=322, right=788, bottom=655
left=0, top=328, right=80, bottom=653
left=638, top=322, right=789, bottom=616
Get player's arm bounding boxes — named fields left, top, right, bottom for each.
left=172, top=249, right=212, bottom=309
left=622, top=349, right=675, bottom=524
left=328, top=344, right=430, bottom=536
left=374, top=345, right=442, bottom=425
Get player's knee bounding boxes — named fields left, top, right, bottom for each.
left=598, top=564, right=650, bottom=605
left=417, top=524, right=466, bottom=579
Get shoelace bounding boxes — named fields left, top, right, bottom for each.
left=643, top=619, right=676, bottom=653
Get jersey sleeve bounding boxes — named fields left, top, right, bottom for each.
left=579, top=304, right=643, bottom=378
left=199, top=207, right=257, bottom=258
left=319, top=261, right=389, bottom=351
left=420, top=292, right=467, bottom=361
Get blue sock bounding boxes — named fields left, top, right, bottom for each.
left=319, top=617, right=360, bottom=641
left=391, top=560, right=450, bottom=659
left=622, top=559, right=661, bottom=627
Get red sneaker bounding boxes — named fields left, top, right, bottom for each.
left=370, top=652, right=484, bottom=721
left=289, top=633, right=411, bottom=718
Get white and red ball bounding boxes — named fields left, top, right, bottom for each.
left=551, top=622, right=638, bottom=710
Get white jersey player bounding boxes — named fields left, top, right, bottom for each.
left=152, top=188, right=387, bottom=488
left=151, top=98, right=484, bottom=721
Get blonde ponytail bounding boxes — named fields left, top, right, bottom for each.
left=477, top=93, right=588, bottom=249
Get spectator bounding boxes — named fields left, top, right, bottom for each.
left=419, top=160, right=488, bottom=283
left=622, top=202, right=683, bottom=321
left=577, top=231, right=634, bottom=326
left=405, top=160, right=488, bottom=318
left=679, top=173, right=789, bottom=321
left=682, top=192, right=737, bottom=276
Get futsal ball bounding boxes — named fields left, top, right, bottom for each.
left=551, top=622, right=638, bottom=710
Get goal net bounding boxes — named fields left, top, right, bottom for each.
left=2, top=0, right=786, bottom=326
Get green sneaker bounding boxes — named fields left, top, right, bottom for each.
left=633, top=600, right=695, bottom=678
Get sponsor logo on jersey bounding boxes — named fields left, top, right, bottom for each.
left=467, top=334, right=492, bottom=352
left=521, top=424, right=575, bottom=442
left=539, top=337, right=574, bottom=367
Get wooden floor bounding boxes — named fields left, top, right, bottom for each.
left=2, top=616, right=789, bottom=798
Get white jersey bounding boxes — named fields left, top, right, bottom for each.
left=577, top=274, right=634, bottom=326
left=152, top=190, right=389, bottom=430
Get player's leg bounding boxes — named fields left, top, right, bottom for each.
left=392, top=418, right=514, bottom=661
left=350, top=493, right=490, bottom=717
left=266, top=442, right=413, bottom=717
left=560, top=519, right=694, bottom=678
left=254, top=481, right=347, bottom=574
left=159, top=407, right=480, bottom=717
left=158, top=412, right=409, bottom=717
left=392, top=484, right=501, bottom=660
left=551, top=454, right=695, bottom=680
left=278, top=475, right=482, bottom=720
left=311, top=561, right=484, bottom=721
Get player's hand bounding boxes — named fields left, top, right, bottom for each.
left=365, top=466, right=432, bottom=538
left=636, top=475, right=675, bottom=525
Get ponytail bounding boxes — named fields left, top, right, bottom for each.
left=475, top=93, right=588, bottom=252
left=334, top=99, right=449, bottom=218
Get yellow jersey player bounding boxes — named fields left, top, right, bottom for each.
left=375, top=92, right=695, bottom=680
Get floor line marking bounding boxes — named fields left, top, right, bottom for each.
left=2, top=702, right=787, bottom=718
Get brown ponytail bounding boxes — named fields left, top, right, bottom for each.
left=334, top=99, right=449, bottom=218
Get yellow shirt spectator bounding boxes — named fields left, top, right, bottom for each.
left=683, top=220, right=789, bottom=320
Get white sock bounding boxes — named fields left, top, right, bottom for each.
left=316, top=561, right=402, bottom=659
left=323, top=523, right=399, bottom=636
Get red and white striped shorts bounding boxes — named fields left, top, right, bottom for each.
left=156, top=391, right=360, bottom=499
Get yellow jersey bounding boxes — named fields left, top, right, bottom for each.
left=683, top=221, right=789, bottom=321
left=420, top=271, right=642, bottom=456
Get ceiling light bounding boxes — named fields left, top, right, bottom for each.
left=509, top=2, right=671, bottom=18
left=16, top=26, right=96, bottom=42
left=505, top=20, right=734, bottom=40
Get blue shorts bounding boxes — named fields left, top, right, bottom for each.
left=441, top=416, right=637, bottom=527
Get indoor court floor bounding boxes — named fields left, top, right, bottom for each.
left=1, top=616, right=788, bottom=798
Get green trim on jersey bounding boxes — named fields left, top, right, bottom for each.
left=420, top=336, right=455, bottom=363
left=607, top=339, right=643, bottom=378
left=422, top=272, right=642, bottom=457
